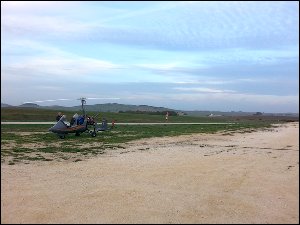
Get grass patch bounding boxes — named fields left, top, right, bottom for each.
left=1, top=120, right=291, bottom=165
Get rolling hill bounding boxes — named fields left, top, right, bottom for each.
left=1, top=102, right=298, bottom=117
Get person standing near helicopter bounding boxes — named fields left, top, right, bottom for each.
left=56, top=112, right=62, bottom=121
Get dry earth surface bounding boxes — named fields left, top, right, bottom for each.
left=1, top=122, right=299, bottom=224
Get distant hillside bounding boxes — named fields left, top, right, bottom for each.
left=1, top=103, right=13, bottom=108
left=19, top=103, right=40, bottom=108
left=42, top=103, right=173, bottom=113
left=85, top=103, right=172, bottom=113
left=2, top=102, right=173, bottom=112
left=2, top=102, right=298, bottom=117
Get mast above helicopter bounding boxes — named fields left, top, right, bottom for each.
left=24, top=97, right=120, bottom=107
left=78, top=97, right=87, bottom=117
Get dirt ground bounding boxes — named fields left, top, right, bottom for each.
left=1, top=122, right=299, bottom=224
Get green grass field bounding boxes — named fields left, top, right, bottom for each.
left=1, top=107, right=231, bottom=123
left=1, top=107, right=298, bottom=165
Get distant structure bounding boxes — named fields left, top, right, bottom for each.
left=177, top=112, right=186, bottom=116
left=208, top=113, right=223, bottom=117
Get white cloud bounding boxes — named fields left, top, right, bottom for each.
left=3, top=14, right=91, bottom=38
left=1, top=2, right=298, bottom=113
left=137, top=62, right=208, bottom=71
left=101, top=90, right=299, bottom=113
left=137, top=62, right=181, bottom=71
left=3, top=56, right=121, bottom=80
left=165, top=92, right=298, bottom=112
left=173, top=87, right=236, bottom=93
left=169, top=92, right=299, bottom=106
left=2, top=39, right=122, bottom=81
left=1, top=1, right=71, bottom=11
left=3, top=1, right=298, bottom=51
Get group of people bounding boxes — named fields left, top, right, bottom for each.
left=56, top=112, right=115, bottom=128
left=56, top=112, right=62, bottom=121
left=55, top=112, right=84, bottom=126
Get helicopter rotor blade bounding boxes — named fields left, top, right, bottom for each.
left=23, top=98, right=73, bottom=104
left=86, top=97, right=120, bottom=100
left=24, top=97, right=120, bottom=104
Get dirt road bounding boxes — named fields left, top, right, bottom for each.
left=1, top=123, right=299, bottom=224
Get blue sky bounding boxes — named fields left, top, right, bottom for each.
left=1, top=1, right=299, bottom=113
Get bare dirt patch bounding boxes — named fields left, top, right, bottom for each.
left=1, top=123, right=299, bottom=224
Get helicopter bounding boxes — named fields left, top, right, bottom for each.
left=25, top=97, right=118, bottom=139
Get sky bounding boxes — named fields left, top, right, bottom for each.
left=1, top=1, right=299, bottom=113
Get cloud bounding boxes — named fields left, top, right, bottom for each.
left=173, top=87, right=236, bottom=93
left=94, top=1, right=299, bottom=50
left=102, top=89, right=299, bottom=113
left=2, top=39, right=124, bottom=80
left=2, top=1, right=298, bottom=51
left=1, top=2, right=298, bottom=113
left=169, top=92, right=299, bottom=108
left=167, top=92, right=299, bottom=112
left=2, top=14, right=91, bottom=40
